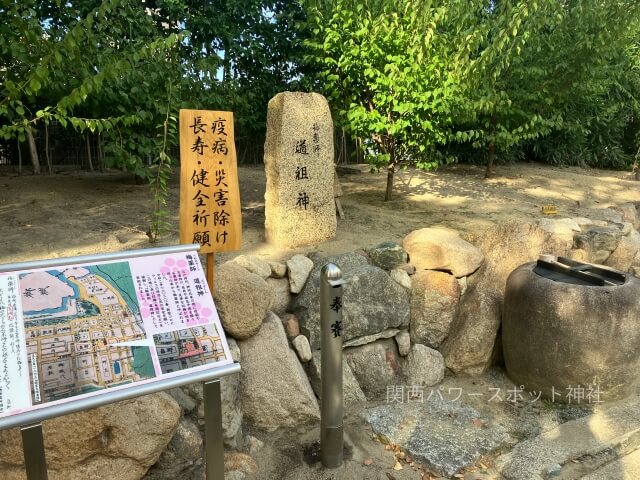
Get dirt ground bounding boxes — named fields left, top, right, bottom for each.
left=0, top=162, right=639, bottom=266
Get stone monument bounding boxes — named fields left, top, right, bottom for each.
left=264, top=92, right=337, bottom=248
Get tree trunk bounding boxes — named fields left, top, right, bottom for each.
left=17, top=138, right=22, bottom=175
left=485, top=141, right=495, bottom=179
left=385, top=164, right=395, bottom=201
left=97, top=133, right=105, bottom=172
left=44, top=123, right=52, bottom=175
left=86, top=133, right=94, bottom=171
left=26, top=126, right=40, bottom=174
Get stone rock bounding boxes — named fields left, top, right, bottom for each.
left=168, top=387, right=197, bottom=414
left=344, top=339, right=402, bottom=399
left=593, top=250, right=612, bottom=264
left=144, top=417, right=203, bottom=480
left=567, top=248, right=589, bottom=262
left=184, top=338, right=242, bottom=448
left=537, top=217, right=581, bottom=236
left=621, top=222, right=634, bottom=235
left=306, top=350, right=367, bottom=407
left=441, top=221, right=571, bottom=374
left=264, top=92, right=336, bottom=248
left=363, top=398, right=511, bottom=477
left=225, top=472, right=246, bottom=480
left=307, top=251, right=370, bottom=273
left=214, top=262, right=273, bottom=339
left=266, top=277, right=291, bottom=315
left=613, top=203, right=639, bottom=226
left=457, top=276, right=468, bottom=296
left=292, top=334, right=312, bottom=362
left=404, top=344, right=445, bottom=387
left=592, top=208, right=624, bottom=224
left=605, top=227, right=640, bottom=271
left=230, top=255, right=271, bottom=279
left=224, top=452, right=258, bottom=475
left=293, top=256, right=410, bottom=349
left=403, top=227, right=484, bottom=278
left=343, top=328, right=400, bottom=348
left=399, top=263, right=417, bottom=275
left=574, top=226, right=622, bottom=254
left=238, top=313, right=320, bottom=431
left=395, top=331, right=411, bottom=356
left=367, top=241, right=408, bottom=270
left=245, top=435, right=265, bottom=456
left=268, top=261, right=287, bottom=278
left=572, top=217, right=593, bottom=227
left=0, top=393, right=181, bottom=480
left=281, top=313, right=300, bottom=338
left=410, top=270, right=460, bottom=349
left=286, top=254, right=314, bottom=294
left=390, top=268, right=412, bottom=289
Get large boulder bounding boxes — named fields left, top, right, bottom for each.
left=367, top=241, right=408, bottom=271
left=306, top=350, right=367, bottom=407
left=344, top=339, right=403, bottom=399
left=293, top=253, right=410, bottom=349
left=214, top=262, right=274, bottom=339
left=441, top=221, right=571, bottom=374
left=238, top=313, right=320, bottom=431
left=403, top=227, right=484, bottom=278
left=230, top=254, right=271, bottom=279
left=0, top=393, right=181, bottom=480
left=183, top=337, right=242, bottom=448
left=143, top=417, right=203, bottom=480
left=605, top=228, right=640, bottom=272
left=404, top=344, right=445, bottom=387
left=410, top=270, right=460, bottom=349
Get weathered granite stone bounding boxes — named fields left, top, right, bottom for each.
left=605, top=227, right=640, bottom=271
left=287, top=254, right=314, bottom=294
left=390, top=268, right=412, bottom=289
left=344, top=339, right=403, bottom=399
left=168, top=387, right=197, bottom=414
left=441, top=221, right=571, bottom=374
left=292, top=334, right=312, bottom=362
left=238, top=313, right=320, bottom=431
left=230, top=255, right=271, bottom=279
left=574, top=226, right=622, bottom=253
left=184, top=338, right=242, bottom=448
left=264, top=92, right=336, bottom=248
left=404, top=344, right=445, bottom=387
left=214, top=262, right=273, bottom=339
left=281, top=313, right=300, bottom=338
left=266, top=277, right=291, bottom=315
left=567, top=248, right=589, bottom=262
left=144, top=417, right=203, bottom=480
left=363, top=398, right=511, bottom=477
left=268, top=261, right=287, bottom=278
left=306, top=350, right=367, bottom=406
left=403, top=227, right=484, bottom=277
left=367, top=241, right=408, bottom=270
left=343, top=328, right=400, bottom=348
left=613, top=203, right=638, bottom=226
left=410, top=270, right=460, bottom=349
left=223, top=453, right=258, bottom=476
left=395, top=331, right=411, bottom=357
left=293, top=256, right=410, bottom=349
left=0, top=393, right=181, bottom=480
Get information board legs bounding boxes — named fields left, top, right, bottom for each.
left=21, top=423, right=48, bottom=480
left=204, top=379, right=224, bottom=480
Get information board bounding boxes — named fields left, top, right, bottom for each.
left=0, top=249, right=232, bottom=419
left=179, top=109, right=242, bottom=253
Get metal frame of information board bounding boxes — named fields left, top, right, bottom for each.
left=0, top=245, right=240, bottom=480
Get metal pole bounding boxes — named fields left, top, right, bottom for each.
left=203, top=379, right=225, bottom=480
left=21, top=423, right=48, bottom=480
left=320, top=263, right=345, bottom=468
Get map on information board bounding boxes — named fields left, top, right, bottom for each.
left=0, top=250, right=232, bottom=418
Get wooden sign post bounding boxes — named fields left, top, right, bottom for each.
left=179, top=110, right=242, bottom=293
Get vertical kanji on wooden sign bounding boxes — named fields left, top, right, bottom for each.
left=179, top=110, right=242, bottom=254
